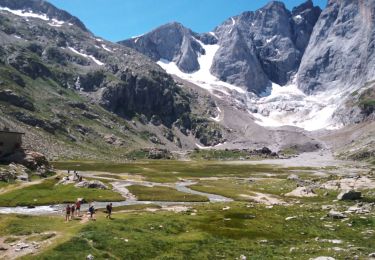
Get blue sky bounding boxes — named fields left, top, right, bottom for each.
left=48, top=0, right=327, bottom=42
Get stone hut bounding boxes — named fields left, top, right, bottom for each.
left=0, top=130, right=24, bottom=158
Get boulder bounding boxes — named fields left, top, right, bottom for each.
left=310, top=257, right=335, bottom=260
left=75, top=180, right=108, bottom=190
left=287, top=174, right=299, bottom=181
left=285, top=187, right=317, bottom=197
left=22, top=151, right=49, bottom=171
left=337, top=190, right=362, bottom=201
left=0, top=89, right=34, bottom=111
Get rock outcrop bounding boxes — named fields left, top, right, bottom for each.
left=297, top=0, right=375, bottom=93
left=120, top=22, right=205, bottom=73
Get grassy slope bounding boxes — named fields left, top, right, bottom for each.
left=0, top=179, right=123, bottom=207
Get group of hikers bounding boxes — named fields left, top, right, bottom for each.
left=67, top=169, right=83, bottom=182
left=65, top=169, right=113, bottom=222
left=65, top=201, right=113, bottom=222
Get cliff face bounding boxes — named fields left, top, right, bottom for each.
left=297, top=0, right=375, bottom=94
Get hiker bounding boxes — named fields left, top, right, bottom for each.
left=88, top=203, right=95, bottom=220
left=75, top=200, right=81, bottom=217
left=106, top=203, right=113, bottom=219
left=65, top=204, right=71, bottom=222
left=71, top=203, right=76, bottom=219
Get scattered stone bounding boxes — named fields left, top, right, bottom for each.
left=86, top=254, right=95, bottom=260
left=82, top=111, right=100, bottom=120
left=369, top=252, right=375, bottom=258
left=310, top=257, right=335, bottom=260
left=337, top=190, right=362, bottom=201
left=287, top=174, right=299, bottom=180
left=239, top=255, right=247, bottom=260
left=285, top=187, right=317, bottom=197
left=75, top=180, right=108, bottom=189
left=103, top=134, right=124, bottom=146
left=0, top=89, right=35, bottom=111
left=327, top=210, right=347, bottom=219
left=222, top=206, right=230, bottom=211
left=346, top=203, right=373, bottom=214
left=285, top=216, right=297, bottom=221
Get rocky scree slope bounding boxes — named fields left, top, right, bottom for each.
left=0, top=0, right=225, bottom=159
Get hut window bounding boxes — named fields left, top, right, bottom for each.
left=15, top=143, right=21, bottom=149
left=0, top=142, right=3, bottom=146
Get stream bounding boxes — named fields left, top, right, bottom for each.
left=0, top=176, right=232, bottom=215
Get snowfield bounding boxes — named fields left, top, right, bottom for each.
left=0, top=7, right=66, bottom=27
left=248, top=80, right=346, bottom=131
left=157, top=38, right=351, bottom=131
left=68, top=47, right=105, bottom=66
left=157, top=40, right=246, bottom=97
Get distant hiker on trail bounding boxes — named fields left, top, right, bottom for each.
left=76, top=200, right=81, bottom=217
left=65, top=204, right=71, bottom=222
left=71, top=204, right=76, bottom=219
left=106, top=203, right=113, bottom=219
left=89, top=203, right=95, bottom=220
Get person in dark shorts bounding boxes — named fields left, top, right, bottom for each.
left=75, top=200, right=81, bottom=217
left=65, top=204, right=71, bottom=222
left=71, top=204, right=75, bottom=219
left=106, top=203, right=113, bottom=219
left=88, top=203, right=95, bottom=220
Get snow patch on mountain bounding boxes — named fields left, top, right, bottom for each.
left=48, top=18, right=64, bottom=27
left=0, top=7, right=49, bottom=20
left=101, top=44, right=113, bottom=52
left=0, top=6, right=67, bottom=28
left=157, top=41, right=246, bottom=96
left=68, top=47, right=105, bottom=66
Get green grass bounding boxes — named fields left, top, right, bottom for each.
left=127, top=185, right=209, bottom=202
left=24, top=202, right=374, bottom=259
left=0, top=179, right=124, bottom=207
left=52, top=161, right=304, bottom=183
left=190, top=149, right=250, bottom=160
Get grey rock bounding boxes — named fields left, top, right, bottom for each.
left=369, top=253, right=375, bottom=258
left=337, top=190, right=362, bottom=201
left=75, top=180, right=108, bottom=190
left=120, top=22, right=205, bottom=73
left=327, top=210, right=347, bottom=219
left=0, top=89, right=35, bottom=111
left=297, top=0, right=375, bottom=94
left=287, top=174, right=300, bottom=180
left=211, top=0, right=321, bottom=94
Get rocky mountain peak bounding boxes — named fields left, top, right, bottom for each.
left=120, top=21, right=205, bottom=73
left=0, top=0, right=87, bottom=31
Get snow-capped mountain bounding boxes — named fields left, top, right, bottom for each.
left=120, top=0, right=375, bottom=131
